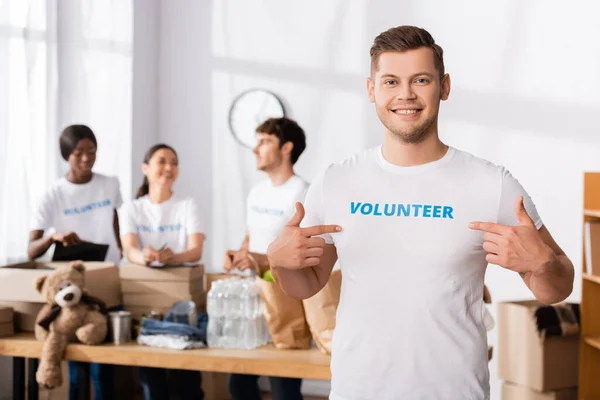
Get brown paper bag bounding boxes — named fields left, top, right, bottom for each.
left=302, top=269, right=342, bottom=354
left=257, top=278, right=311, bottom=349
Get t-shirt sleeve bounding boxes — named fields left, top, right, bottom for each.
left=30, top=191, right=54, bottom=231
left=185, top=198, right=205, bottom=235
left=112, top=176, right=123, bottom=209
left=294, top=182, right=309, bottom=204
left=300, top=171, right=334, bottom=244
left=118, top=202, right=138, bottom=237
left=497, top=168, right=543, bottom=229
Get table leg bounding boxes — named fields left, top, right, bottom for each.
left=27, top=358, right=39, bottom=400
left=13, top=357, right=25, bottom=400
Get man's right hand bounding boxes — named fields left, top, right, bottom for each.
left=267, top=202, right=341, bottom=270
left=51, top=232, right=81, bottom=247
left=223, top=250, right=235, bottom=271
left=223, top=249, right=252, bottom=271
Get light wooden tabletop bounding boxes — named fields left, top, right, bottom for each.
left=0, top=333, right=331, bottom=380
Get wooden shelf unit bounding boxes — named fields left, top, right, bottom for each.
left=584, top=336, right=600, bottom=352
left=579, top=172, right=600, bottom=399
left=584, top=209, right=600, bottom=219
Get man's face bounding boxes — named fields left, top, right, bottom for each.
left=253, top=132, right=283, bottom=171
left=367, top=47, right=450, bottom=143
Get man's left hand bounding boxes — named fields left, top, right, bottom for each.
left=469, top=196, right=556, bottom=276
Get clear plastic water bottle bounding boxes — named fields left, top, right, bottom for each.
left=208, top=276, right=270, bottom=349
left=206, top=280, right=224, bottom=347
left=222, top=278, right=242, bottom=348
left=239, top=280, right=254, bottom=349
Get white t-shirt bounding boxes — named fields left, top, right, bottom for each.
left=247, top=175, right=309, bottom=253
left=30, top=173, right=123, bottom=264
left=301, top=146, right=542, bottom=400
left=119, top=194, right=204, bottom=255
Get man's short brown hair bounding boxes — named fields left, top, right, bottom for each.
left=256, top=117, right=306, bottom=165
left=370, top=26, right=445, bottom=79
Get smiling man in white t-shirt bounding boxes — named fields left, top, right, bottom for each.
left=225, top=117, right=308, bottom=400
left=266, top=26, right=575, bottom=400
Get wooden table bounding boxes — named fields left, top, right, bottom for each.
left=0, top=333, right=331, bottom=400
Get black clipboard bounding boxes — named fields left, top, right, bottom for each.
left=52, top=241, right=109, bottom=262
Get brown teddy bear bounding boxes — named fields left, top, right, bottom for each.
left=34, top=261, right=108, bottom=389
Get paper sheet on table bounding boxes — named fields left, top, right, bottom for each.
left=148, top=261, right=199, bottom=268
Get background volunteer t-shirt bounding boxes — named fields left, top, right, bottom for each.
left=119, top=194, right=204, bottom=255
left=301, top=146, right=542, bottom=400
left=246, top=175, right=309, bottom=254
left=30, top=173, right=123, bottom=264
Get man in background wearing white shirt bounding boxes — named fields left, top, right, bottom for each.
left=225, top=117, right=309, bottom=400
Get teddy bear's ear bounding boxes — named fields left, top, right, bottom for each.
left=35, top=275, right=47, bottom=293
left=70, top=261, right=86, bottom=273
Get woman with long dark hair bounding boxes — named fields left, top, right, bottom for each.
left=119, top=143, right=205, bottom=399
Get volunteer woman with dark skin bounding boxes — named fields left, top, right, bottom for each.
left=119, top=144, right=205, bottom=400
left=28, top=124, right=123, bottom=400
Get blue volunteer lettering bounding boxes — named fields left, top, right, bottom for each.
left=63, top=199, right=112, bottom=216
left=250, top=206, right=284, bottom=216
left=350, top=202, right=454, bottom=219
left=136, top=223, right=183, bottom=233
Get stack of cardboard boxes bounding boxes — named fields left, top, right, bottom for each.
left=0, top=261, right=121, bottom=332
left=498, top=301, right=579, bottom=400
left=0, top=306, right=14, bottom=337
left=119, top=264, right=205, bottom=319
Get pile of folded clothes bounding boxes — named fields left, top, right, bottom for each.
left=137, top=311, right=208, bottom=350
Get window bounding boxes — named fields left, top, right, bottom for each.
left=0, top=0, right=133, bottom=263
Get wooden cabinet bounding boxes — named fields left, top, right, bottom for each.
left=579, top=172, right=600, bottom=399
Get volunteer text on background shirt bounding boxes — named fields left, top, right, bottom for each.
left=246, top=175, right=309, bottom=254
left=31, top=173, right=123, bottom=264
left=301, top=146, right=542, bottom=400
left=118, top=194, right=204, bottom=254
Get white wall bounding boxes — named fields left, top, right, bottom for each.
left=145, top=0, right=600, bottom=398
left=132, top=0, right=161, bottom=198
left=155, top=0, right=214, bottom=264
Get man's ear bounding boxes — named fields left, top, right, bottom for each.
left=70, top=261, right=85, bottom=273
left=35, top=276, right=47, bottom=293
left=281, top=141, right=294, bottom=158
left=366, top=77, right=375, bottom=103
left=440, top=73, right=451, bottom=101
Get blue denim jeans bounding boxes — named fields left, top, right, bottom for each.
left=68, top=362, right=114, bottom=400
left=138, top=366, right=203, bottom=400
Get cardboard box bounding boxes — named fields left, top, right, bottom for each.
left=502, top=381, right=577, bottom=400
left=0, top=301, right=44, bottom=332
left=0, top=322, right=14, bottom=337
left=0, top=306, right=13, bottom=324
left=120, top=263, right=204, bottom=281
left=0, top=261, right=122, bottom=308
left=121, top=280, right=203, bottom=294
left=498, top=301, right=579, bottom=391
left=121, top=264, right=206, bottom=316
left=203, top=273, right=236, bottom=293
left=125, top=305, right=173, bottom=320
left=123, top=292, right=204, bottom=308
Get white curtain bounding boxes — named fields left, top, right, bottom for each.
left=0, top=0, right=133, bottom=265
